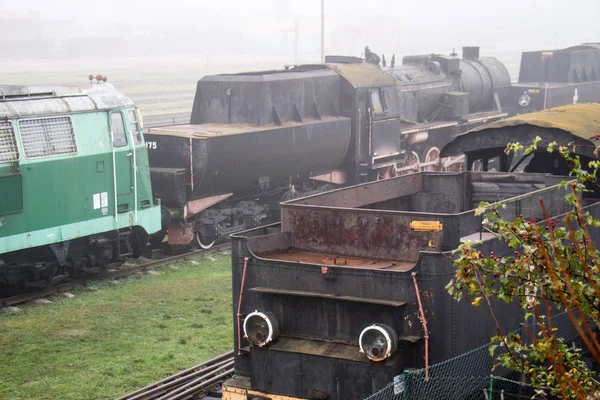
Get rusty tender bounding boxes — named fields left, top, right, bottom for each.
left=221, top=171, right=600, bottom=400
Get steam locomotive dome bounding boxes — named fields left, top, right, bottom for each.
left=389, top=47, right=510, bottom=122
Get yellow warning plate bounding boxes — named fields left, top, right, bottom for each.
left=409, top=221, right=443, bottom=232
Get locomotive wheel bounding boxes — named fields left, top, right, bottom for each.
left=399, top=151, right=420, bottom=175
left=423, top=147, right=441, bottom=172
left=196, top=232, right=215, bottom=250
left=377, top=165, right=397, bottom=180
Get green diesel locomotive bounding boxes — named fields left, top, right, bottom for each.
left=0, top=83, right=161, bottom=291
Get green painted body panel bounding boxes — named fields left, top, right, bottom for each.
left=0, top=108, right=161, bottom=254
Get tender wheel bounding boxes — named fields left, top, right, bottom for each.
left=423, top=147, right=441, bottom=172
left=195, top=232, right=215, bottom=250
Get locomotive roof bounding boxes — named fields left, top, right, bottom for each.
left=199, top=61, right=395, bottom=88
left=326, top=62, right=395, bottom=88
left=144, top=116, right=348, bottom=138
left=441, top=103, right=600, bottom=158
left=0, top=83, right=134, bottom=119
left=200, top=67, right=338, bottom=82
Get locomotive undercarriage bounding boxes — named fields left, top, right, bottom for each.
left=156, top=179, right=338, bottom=250
left=196, top=181, right=341, bottom=247
left=0, top=227, right=148, bottom=294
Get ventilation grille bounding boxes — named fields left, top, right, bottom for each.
left=0, top=121, right=19, bottom=163
left=19, top=116, right=77, bottom=158
left=0, top=174, right=23, bottom=215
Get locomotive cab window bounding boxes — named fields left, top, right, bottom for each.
left=369, top=89, right=385, bottom=114
left=110, top=112, right=127, bottom=148
left=19, top=116, right=77, bottom=158
left=127, top=109, right=143, bottom=145
left=0, top=121, right=19, bottom=163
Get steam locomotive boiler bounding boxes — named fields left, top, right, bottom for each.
left=388, top=46, right=510, bottom=173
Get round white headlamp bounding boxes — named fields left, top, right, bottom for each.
left=359, top=323, right=398, bottom=362
left=243, top=310, right=279, bottom=347
left=518, top=93, right=531, bottom=107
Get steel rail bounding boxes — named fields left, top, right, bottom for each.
left=120, top=352, right=233, bottom=400
left=118, top=351, right=234, bottom=400
left=0, top=243, right=231, bottom=308
left=157, top=362, right=234, bottom=400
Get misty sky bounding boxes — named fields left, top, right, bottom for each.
left=2, top=0, right=599, bottom=60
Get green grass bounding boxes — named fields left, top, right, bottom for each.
left=0, top=253, right=233, bottom=400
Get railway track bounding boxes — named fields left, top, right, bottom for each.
left=0, top=243, right=231, bottom=308
left=118, top=351, right=234, bottom=400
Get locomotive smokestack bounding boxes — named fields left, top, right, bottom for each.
left=462, top=46, right=480, bottom=59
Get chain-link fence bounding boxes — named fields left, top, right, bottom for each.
left=365, top=311, right=591, bottom=400
left=487, top=375, right=552, bottom=400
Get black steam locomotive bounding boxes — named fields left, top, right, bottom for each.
left=145, top=43, right=600, bottom=249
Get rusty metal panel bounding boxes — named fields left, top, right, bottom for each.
left=283, top=207, right=446, bottom=262
left=283, top=173, right=423, bottom=209
left=248, top=287, right=407, bottom=307
left=167, top=222, right=194, bottom=245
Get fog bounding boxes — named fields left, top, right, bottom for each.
left=2, top=0, right=599, bottom=63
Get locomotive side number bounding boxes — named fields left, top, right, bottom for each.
left=146, top=142, right=157, bottom=149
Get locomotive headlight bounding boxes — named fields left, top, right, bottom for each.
left=518, top=93, right=531, bottom=108
left=243, top=310, right=279, bottom=347
left=359, top=323, right=398, bottom=362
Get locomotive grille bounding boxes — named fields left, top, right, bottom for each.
left=0, top=174, right=23, bottom=215
left=0, top=120, right=19, bottom=163
left=18, top=116, right=77, bottom=158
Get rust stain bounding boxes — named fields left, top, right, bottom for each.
left=286, top=208, right=441, bottom=262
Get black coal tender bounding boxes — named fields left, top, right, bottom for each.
left=504, top=43, right=600, bottom=115
left=145, top=68, right=352, bottom=248
left=222, top=171, right=600, bottom=400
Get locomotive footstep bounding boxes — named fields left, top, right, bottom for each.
left=60, top=292, right=75, bottom=299
left=31, top=299, right=52, bottom=306
left=0, top=306, right=21, bottom=314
